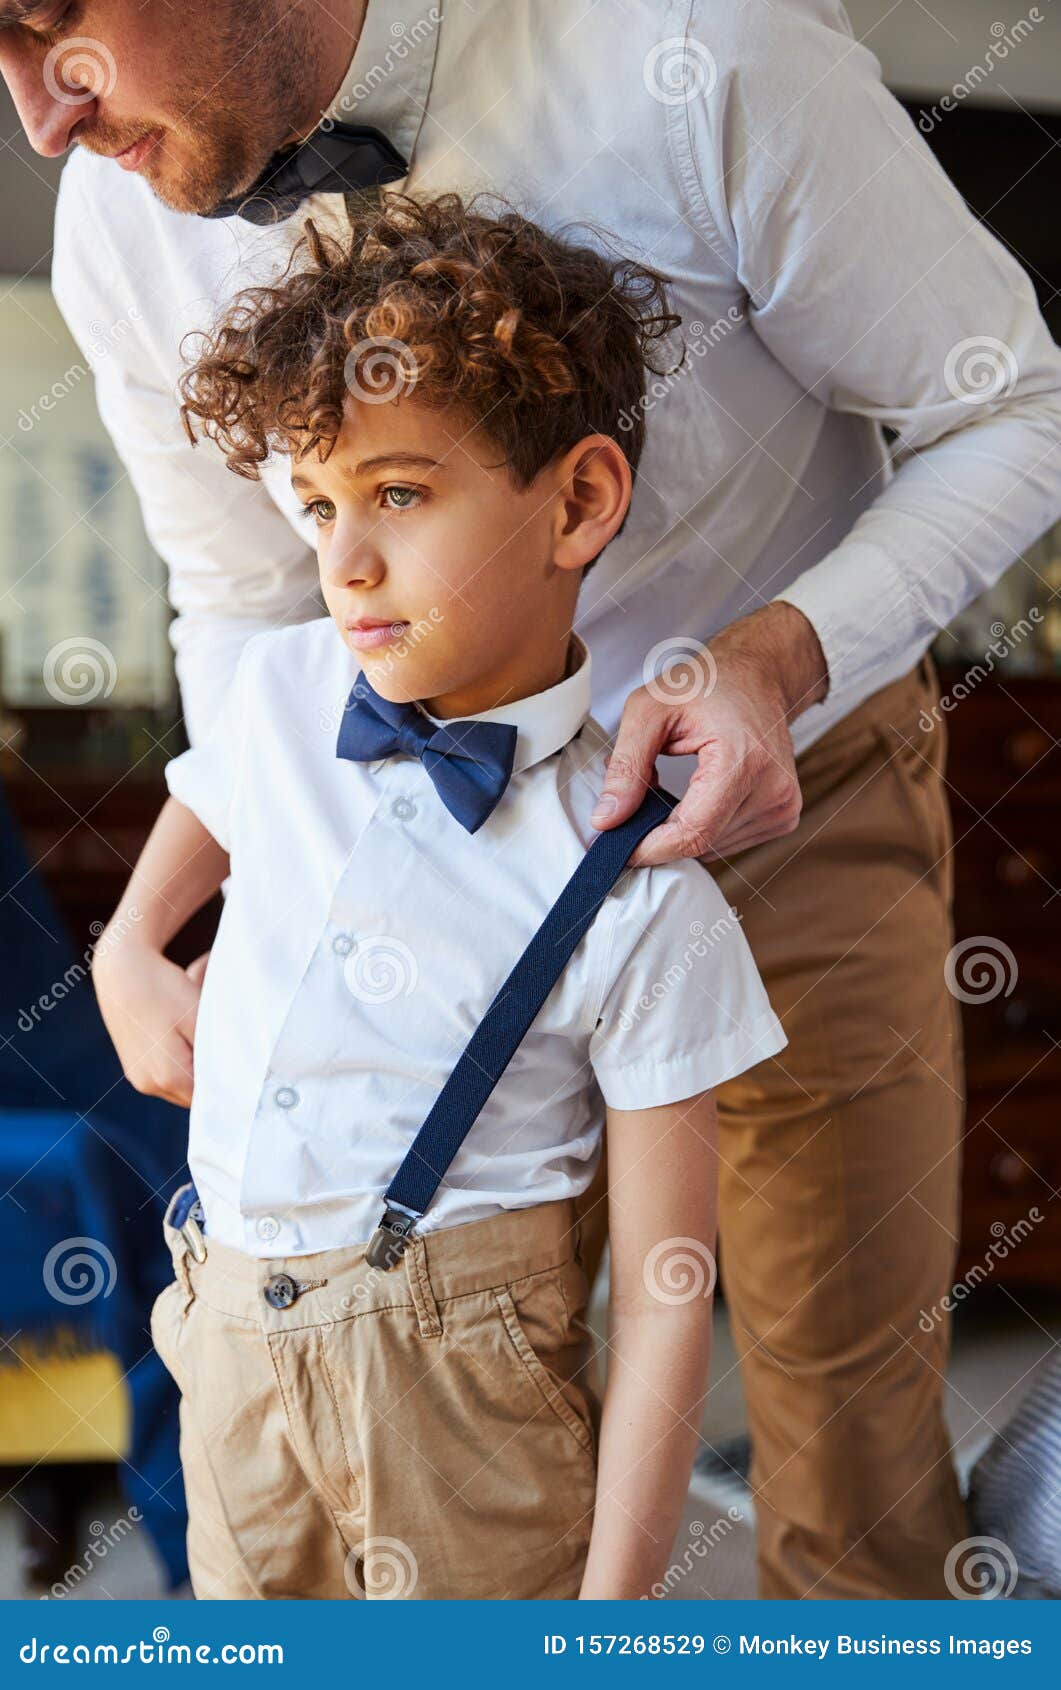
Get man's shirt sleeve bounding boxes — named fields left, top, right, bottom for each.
left=163, top=636, right=258, bottom=853
left=51, top=151, right=321, bottom=748
left=685, top=0, right=1061, bottom=701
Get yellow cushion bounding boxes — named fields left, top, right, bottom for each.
left=0, top=1343, right=130, bottom=1463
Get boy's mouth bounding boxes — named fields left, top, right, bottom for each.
left=344, top=617, right=410, bottom=651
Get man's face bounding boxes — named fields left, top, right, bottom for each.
left=0, top=0, right=332, bottom=213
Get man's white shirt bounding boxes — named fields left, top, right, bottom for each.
left=163, top=623, right=786, bottom=1256
left=51, top=0, right=1061, bottom=793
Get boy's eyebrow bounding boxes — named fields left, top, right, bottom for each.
left=291, top=453, right=443, bottom=490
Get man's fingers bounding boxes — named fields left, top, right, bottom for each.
left=591, top=695, right=668, bottom=830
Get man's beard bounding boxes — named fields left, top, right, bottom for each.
left=83, top=1, right=331, bottom=215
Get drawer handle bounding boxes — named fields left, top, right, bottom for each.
left=1003, top=728, right=1052, bottom=771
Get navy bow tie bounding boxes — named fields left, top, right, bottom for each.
left=336, top=674, right=518, bottom=834
left=203, top=121, right=408, bottom=225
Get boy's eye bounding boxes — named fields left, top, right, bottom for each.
left=299, top=498, right=336, bottom=526
left=381, top=484, right=423, bottom=511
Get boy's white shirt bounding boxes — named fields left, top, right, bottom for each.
left=164, top=619, right=786, bottom=1257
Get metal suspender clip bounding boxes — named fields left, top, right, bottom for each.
left=365, top=1205, right=418, bottom=1272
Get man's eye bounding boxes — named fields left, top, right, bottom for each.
left=381, top=485, right=424, bottom=511
left=31, top=3, right=78, bottom=40
left=299, top=498, right=335, bottom=526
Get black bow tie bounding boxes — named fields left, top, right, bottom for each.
left=204, top=120, right=408, bottom=226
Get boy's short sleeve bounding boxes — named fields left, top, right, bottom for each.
left=588, top=859, right=787, bottom=1111
left=164, top=642, right=254, bottom=853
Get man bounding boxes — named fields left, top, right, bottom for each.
left=4, top=0, right=1061, bottom=1599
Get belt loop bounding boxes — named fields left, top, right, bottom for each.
left=404, top=1234, right=442, bottom=1339
left=175, top=1237, right=196, bottom=1317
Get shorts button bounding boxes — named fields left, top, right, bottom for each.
left=256, top=1215, right=281, bottom=1243
left=263, top=1273, right=298, bottom=1310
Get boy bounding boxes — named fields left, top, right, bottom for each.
left=92, top=191, right=786, bottom=1600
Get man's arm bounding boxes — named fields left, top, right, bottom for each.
left=594, top=4, right=1061, bottom=864
left=51, top=151, right=321, bottom=743
left=579, top=1089, right=718, bottom=1600
left=92, top=797, right=230, bottom=1107
left=693, top=0, right=1061, bottom=705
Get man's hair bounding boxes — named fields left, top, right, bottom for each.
left=177, top=190, right=683, bottom=562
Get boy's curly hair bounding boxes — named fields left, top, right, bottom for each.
left=177, top=190, right=683, bottom=530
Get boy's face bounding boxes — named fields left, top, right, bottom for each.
left=291, top=393, right=584, bottom=717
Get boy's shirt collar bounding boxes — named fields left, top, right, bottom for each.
left=407, top=631, right=592, bottom=776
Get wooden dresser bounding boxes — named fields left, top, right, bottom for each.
left=941, top=671, right=1061, bottom=1287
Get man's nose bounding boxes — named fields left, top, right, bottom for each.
left=0, top=53, right=99, bottom=158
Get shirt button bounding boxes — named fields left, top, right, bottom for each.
left=391, top=794, right=417, bottom=821
left=256, top=1215, right=281, bottom=1243
left=275, top=1085, right=300, bottom=1109
left=332, top=932, right=356, bottom=957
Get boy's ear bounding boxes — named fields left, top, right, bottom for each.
left=551, top=434, right=631, bottom=573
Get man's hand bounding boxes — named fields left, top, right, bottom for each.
left=92, top=938, right=211, bottom=1108
left=589, top=602, right=828, bottom=867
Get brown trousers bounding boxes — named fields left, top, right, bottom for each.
left=578, top=657, right=970, bottom=1598
left=152, top=1195, right=599, bottom=1599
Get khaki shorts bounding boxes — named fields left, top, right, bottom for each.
left=151, top=1188, right=600, bottom=1599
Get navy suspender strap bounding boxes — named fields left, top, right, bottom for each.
left=365, top=782, right=674, bottom=1270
